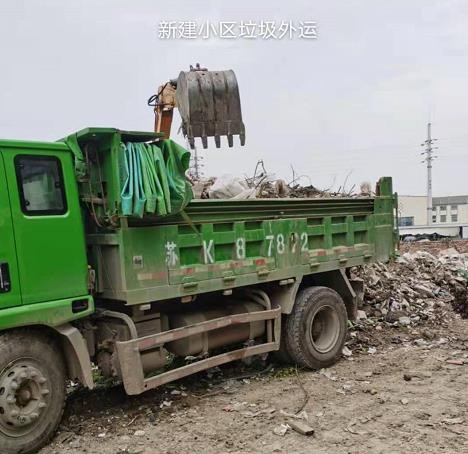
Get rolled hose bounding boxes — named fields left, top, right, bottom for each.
left=120, top=140, right=192, bottom=217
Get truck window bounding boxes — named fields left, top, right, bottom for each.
left=15, top=155, right=67, bottom=215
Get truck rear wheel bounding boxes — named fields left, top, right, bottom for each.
left=283, top=286, right=347, bottom=369
left=0, top=330, right=66, bottom=454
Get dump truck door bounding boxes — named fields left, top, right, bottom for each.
left=3, top=146, right=89, bottom=305
left=0, top=152, right=21, bottom=309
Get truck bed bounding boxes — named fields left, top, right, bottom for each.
left=130, top=196, right=376, bottom=225
left=88, top=178, right=397, bottom=305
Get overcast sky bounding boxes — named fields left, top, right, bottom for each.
left=1, top=0, right=467, bottom=196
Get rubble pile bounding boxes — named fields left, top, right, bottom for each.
left=197, top=174, right=365, bottom=200
left=399, top=238, right=468, bottom=255
left=354, top=249, right=468, bottom=323
left=192, top=161, right=369, bottom=199
left=253, top=179, right=352, bottom=199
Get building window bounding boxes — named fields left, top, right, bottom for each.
left=440, top=215, right=447, bottom=223
left=432, top=207, right=437, bottom=212
left=439, top=205, right=447, bottom=212
left=432, top=215, right=437, bottom=223
left=15, top=155, right=67, bottom=215
left=451, top=205, right=458, bottom=213
left=399, top=216, right=414, bottom=227
left=452, top=214, right=458, bottom=222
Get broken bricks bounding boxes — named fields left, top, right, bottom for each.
left=352, top=249, right=468, bottom=324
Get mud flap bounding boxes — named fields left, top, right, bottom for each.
left=55, top=323, right=94, bottom=389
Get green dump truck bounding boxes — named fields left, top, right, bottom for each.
left=0, top=125, right=397, bottom=452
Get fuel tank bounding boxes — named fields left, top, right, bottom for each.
left=166, top=302, right=265, bottom=356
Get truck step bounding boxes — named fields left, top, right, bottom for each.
left=115, top=306, right=281, bottom=395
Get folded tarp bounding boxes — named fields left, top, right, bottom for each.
left=120, top=140, right=192, bottom=218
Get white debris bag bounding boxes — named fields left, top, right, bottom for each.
left=209, top=174, right=256, bottom=199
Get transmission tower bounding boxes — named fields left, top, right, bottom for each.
left=186, top=140, right=203, bottom=181
left=420, top=122, right=438, bottom=225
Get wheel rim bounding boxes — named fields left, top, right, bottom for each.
left=308, top=305, right=340, bottom=354
left=0, top=358, right=50, bottom=437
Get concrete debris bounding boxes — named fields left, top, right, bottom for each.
left=319, top=369, right=338, bottom=381
left=414, top=338, right=428, bottom=347
left=287, top=420, right=315, bottom=436
left=353, top=250, right=468, bottom=323
left=356, top=310, right=367, bottom=321
left=159, top=400, right=172, bottom=408
left=273, top=423, right=290, bottom=436
left=398, top=316, right=411, bottom=326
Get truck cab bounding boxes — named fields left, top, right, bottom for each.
left=0, top=139, right=93, bottom=315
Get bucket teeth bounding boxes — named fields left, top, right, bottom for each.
left=176, top=68, right=245, bottom=150
left=240, top=132, right=246, bottom=146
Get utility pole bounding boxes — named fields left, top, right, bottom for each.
left=192, top=145, right=201, bottom=180
left=420, top=122, right=438, bottom=225
left=186, top=138, right=203, bottom=181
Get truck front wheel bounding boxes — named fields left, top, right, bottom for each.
left=283, top=286, right=347, bottom=369
left=0, top=330, right=66, bottom=454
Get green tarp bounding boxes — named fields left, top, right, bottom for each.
left=120, top=140, right=192, bottom=218
left=63, top=133, right=88, bottom=180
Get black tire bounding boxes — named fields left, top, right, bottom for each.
left=0, top=330, right=66, bottom=454
left=274, top=316, right=295, bottom=364
left=283, top=286, right=348, bottom=369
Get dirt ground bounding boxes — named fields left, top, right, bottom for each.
left=40, top=314, right=468, bottom=454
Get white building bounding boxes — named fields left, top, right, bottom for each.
left=399, top=195, right=468, bottom=227
left=398, top=195, right=468, bottom=238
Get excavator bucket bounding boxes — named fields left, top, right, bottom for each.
left=176, top=66, right=246, bottom=149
